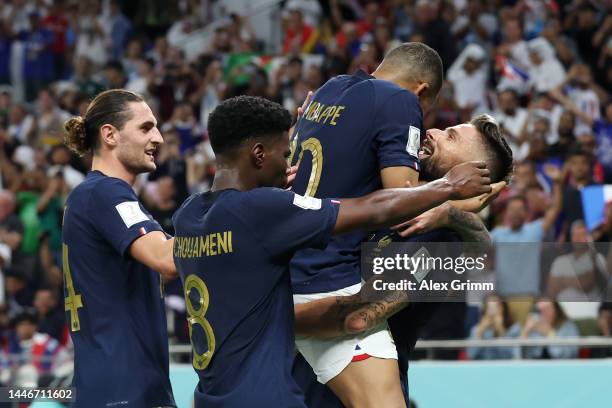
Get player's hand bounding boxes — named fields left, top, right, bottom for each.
left=284, top=165, right=298, bottom=190
left=449, top=181, right=506, bottom=213
left=444, top=161, right=492, bottom=200
left=289, top=91, right=314, bottom=138
left=391, top=203, right=450, bottom=237
left=297, top=91, right=313, bottom=119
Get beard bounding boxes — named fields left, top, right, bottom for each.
left=420, top=155, right=446, bottom=181
left=118, top=148, right=156, bottom=175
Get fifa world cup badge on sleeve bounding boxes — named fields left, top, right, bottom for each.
left=115, top=201, right=149, bottom=227
left=407, top=126, right=421, bottom=157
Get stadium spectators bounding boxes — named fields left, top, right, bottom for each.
left=467, top=294, right=515, bottom=360
left=0, top=0, right=607, bottom=365
left=491, top=165, right=562, bottom=324
left=508, top=298, right=580, bottom=359
left=547, top=220, right=606, bottom=320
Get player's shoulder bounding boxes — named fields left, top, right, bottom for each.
left=174, top=191, right=202, bottom=216
left=68, top=171, right=132, bottom=203
left=243, top=187, right=292, bottom=204
left=84, top=171, right=134, bottom=195
left=244, top=188, right=326, bottom=211
left=369, top=79, right=419, bottom=107
left=172, top=191, right=204, bottom=231
left=317, top=72, right=374, bottom=98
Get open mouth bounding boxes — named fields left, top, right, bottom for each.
left=419, top=140, right=434, bottom=160
left=145, top=147, right=156, bottom=161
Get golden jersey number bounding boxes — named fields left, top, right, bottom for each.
left=62, top=244, right=83, bottom=332
left=290, top=135, right=324, bottom=197
left=184, top=275, right=216, bottom=370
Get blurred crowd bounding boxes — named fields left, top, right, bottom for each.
left=0, top=0, right=609, bottom=385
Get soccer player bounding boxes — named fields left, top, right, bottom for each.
left=171, top=96, right=491, bottom=408
left=288, top=42, right=443, bottom=407
left=62, top=89, right=176, bottom=407
left=293, top=114, right=514, bottom=407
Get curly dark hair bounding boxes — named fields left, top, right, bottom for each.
left=207, top=96, right=292, bottom=155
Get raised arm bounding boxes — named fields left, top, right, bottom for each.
left=334, top=161, right=492, bottom=235
left=541, top=165, right=564, bottom=233
left=548, top=88, right=594, bottom=127
left=295, top=162, right=492, bottom=337
left=295, top=275, right=410, bottom=338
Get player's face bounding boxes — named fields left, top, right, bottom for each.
left=116, top=101, right=163, bottom=175
left=419, top=124, right=486, bottom=180
left=261, top=132, right=291, bottom=188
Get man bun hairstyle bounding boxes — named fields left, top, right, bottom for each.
left=207, top=96, right=292, bottom=155
left=64, top=89, right=144, bottom=156
left=470, top=114, right=514, bottom=183
left=64, top=116, right=88, bottom=155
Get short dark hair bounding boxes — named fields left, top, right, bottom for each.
left=470, top=114, right=514, bottom=183
left=207, top=96, right=292, bottom=155
left=64, top=89, right=144, bottom=156
left=379, top=42, right=443, bottom=100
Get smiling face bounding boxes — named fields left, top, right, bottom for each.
left=419, top=123, right=488, bottom=180
left=114, top=101, right=163, bottom=175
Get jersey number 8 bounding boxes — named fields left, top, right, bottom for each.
left=184, top=275, right=216, bottom=370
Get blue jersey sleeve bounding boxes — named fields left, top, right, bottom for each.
left=241, top=188, right=339, bottom=258
left=88, top=178, right=164, bottom=256
left=372, top=90, right=422, bottom=171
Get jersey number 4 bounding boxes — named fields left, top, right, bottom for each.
left=289, top=134, right=323, bottom=197
left=184, top=275, right=216, bottom=370
left=63, top=244, right=83, bottom=332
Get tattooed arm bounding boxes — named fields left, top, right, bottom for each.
left=294, top=207, right=494, bottom=338
left=295, top=175, right=499, bottom=338
left=294, top=276, right=410, bottom=338
left=446, top=204, right=491, bottom=247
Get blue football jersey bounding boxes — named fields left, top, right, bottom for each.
left=172, top=188, right=339, bottom=408
left=62, top=171, right=174, bottom=407
left=289, top=69, right=422, bottom=294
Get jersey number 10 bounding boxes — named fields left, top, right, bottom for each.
left=289, top=134, right=323, bottom=197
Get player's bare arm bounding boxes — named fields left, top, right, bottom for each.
left=295, top=161, right=491, bottom=337
left=334, top=161, right=492, bottom=234
left=130, top=232, right=177, bottom=280
left=391, top=180, right=506, bottom=244
left=380, top=166, right=420, bottom=189
left=296, top=176, right=503, bottom=338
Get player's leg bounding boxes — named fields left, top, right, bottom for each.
left=294, top=284, right=406, bottom=408
left=327, top=357, right=406, bottom=408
